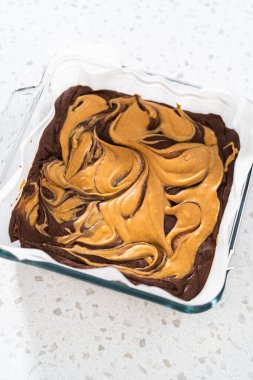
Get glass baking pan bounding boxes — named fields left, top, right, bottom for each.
left=0, top=45, right=253, bottom=313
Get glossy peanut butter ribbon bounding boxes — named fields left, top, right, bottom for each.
left=16, top=94, right=238, bottom=279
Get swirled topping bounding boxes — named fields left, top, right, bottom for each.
left=9, top=86, right=239, bottom=299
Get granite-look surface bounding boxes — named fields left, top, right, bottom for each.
left=0, top=1, right=253, bottom=379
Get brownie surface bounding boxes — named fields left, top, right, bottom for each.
left=9, top=85, right=240, bottom=300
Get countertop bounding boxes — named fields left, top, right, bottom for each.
left=0, top=1, right=253, bottom=379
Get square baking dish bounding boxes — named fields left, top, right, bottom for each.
left=0, top=44, right=253, bottom=313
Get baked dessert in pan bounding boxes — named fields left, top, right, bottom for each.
left=9, top=85, right=239, bottom=300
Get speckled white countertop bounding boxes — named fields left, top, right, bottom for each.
left=0, top=1, right=253, bottom=379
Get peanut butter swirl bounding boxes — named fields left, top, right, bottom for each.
left=9, top=86, right=240, bottom=300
